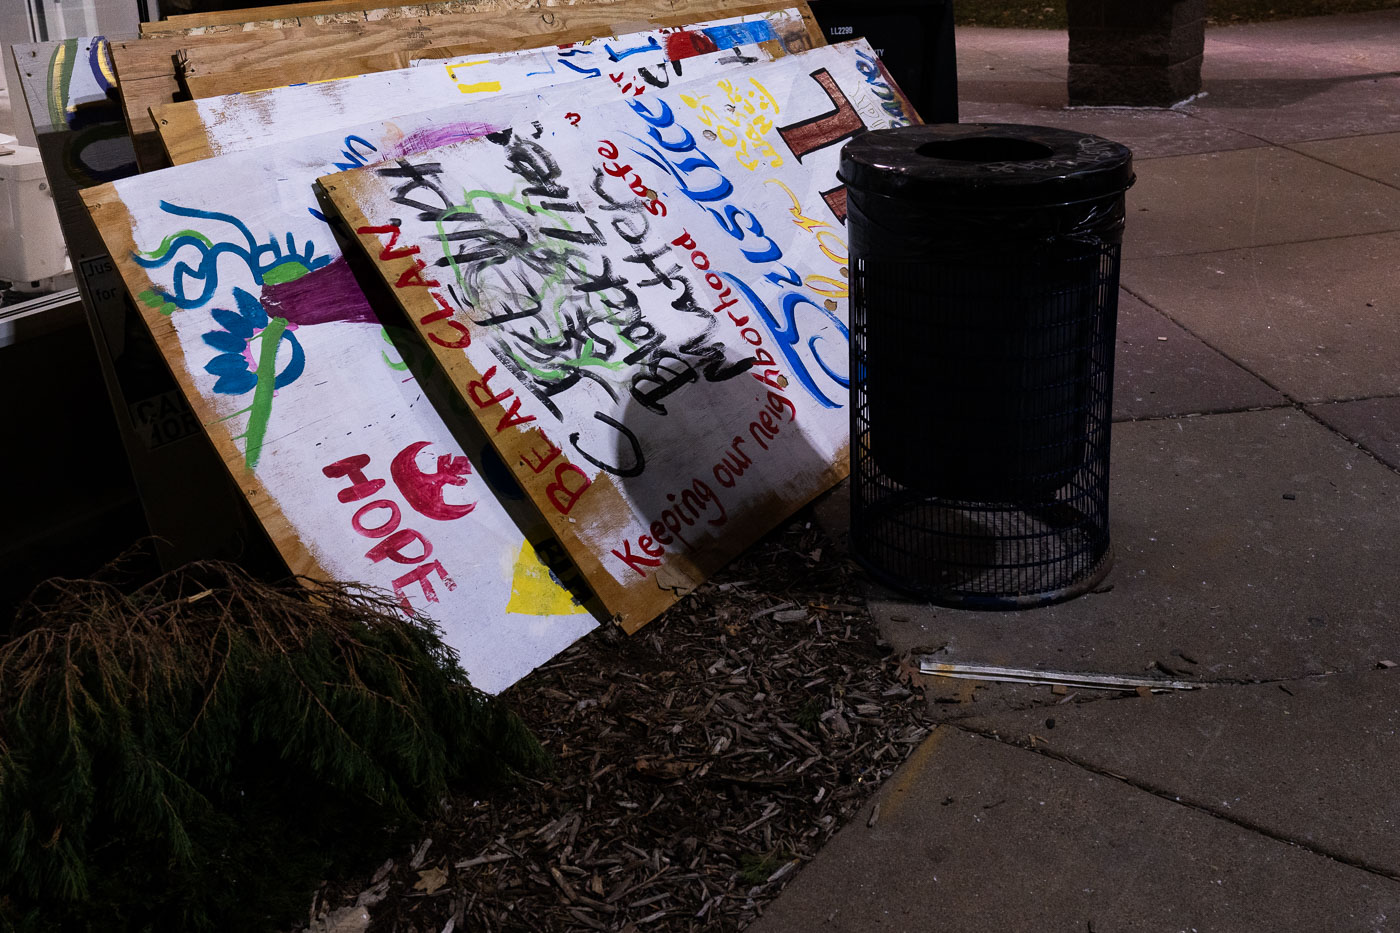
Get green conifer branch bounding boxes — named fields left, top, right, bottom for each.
left=0, top=556, right=549, bottom=931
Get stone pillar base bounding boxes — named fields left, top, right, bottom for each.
left=1067, top=0, right=1206, bottom=107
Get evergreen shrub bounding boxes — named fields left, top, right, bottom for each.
left=0, top=558, right=548, bottom=931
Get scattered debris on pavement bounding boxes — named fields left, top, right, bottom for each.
left=918, top=660, right=1204, bottom=692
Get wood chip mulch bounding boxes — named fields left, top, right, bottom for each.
left=306, top=513, right=930, bottom=933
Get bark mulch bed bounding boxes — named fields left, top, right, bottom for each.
left=303, top=511, right=930, bottom=933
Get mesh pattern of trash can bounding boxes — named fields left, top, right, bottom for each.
left=840, top=124, right=1134, bottom=608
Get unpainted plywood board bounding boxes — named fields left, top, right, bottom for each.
left=322, top=41, right=917, bottom=630
left=142, top=1, right=519, bottom=35
left=175, top=0, right=820, bottom=93
left=156, top=8, right=814, bottom=164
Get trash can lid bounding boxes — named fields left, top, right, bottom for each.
left=838, top=123, right=1134, bottom=209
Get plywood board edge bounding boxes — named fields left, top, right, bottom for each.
left=151, top=100, right=219, bottom=164
left=144, top=0, right=478, bottom=34
left=77, top=182, right=332, bottom=583
left=108, top=46, right=165, bottom=171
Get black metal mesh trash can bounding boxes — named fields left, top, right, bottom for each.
left=840, top=124, right=1134, bottom=608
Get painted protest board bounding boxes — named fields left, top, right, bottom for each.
left=322, top=40, right=915, bottom=631
left=112, top=0, right=778, bottom=169
left=79, top=19, right=821, bottom=691
left=155, top=7, right=815, bottom=164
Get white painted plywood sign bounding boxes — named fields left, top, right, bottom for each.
left=170, top=9, right=815, bottom=159
left=81, top=14, right=826, bottom=692
left=323, top=39, right=915, bottom=630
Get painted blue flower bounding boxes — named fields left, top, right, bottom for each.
left=201, top=287, right=305, bottom=395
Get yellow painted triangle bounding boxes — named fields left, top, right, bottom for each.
left=506, top=540, right=586, bottom=616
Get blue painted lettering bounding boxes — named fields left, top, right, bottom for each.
left=721, top=272, right=847, bottom=408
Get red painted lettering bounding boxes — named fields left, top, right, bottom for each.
left=496, top=395, right=536, bottom=432
left=352, top=499, right=401, bottom=537
left=419, top=291, right=453, bottom=324
left=650, top=520, right=672, bottom=546
left=365, top=527, right=432, bottom=564
left=420, top=292, right=471, bottom=349
left=521, top=430, right=562, bottom=473
left=428, top=322, right=471, bottom=349
left=546, top=462, right=591, bottom=515
left=611, top=539, right=662, bottom=577
left=660, top=509, right=687, bottom=547
left=467, top=365, right=511, bottom=409
left=395, top=258, right=440, bottom=290
left=750, top=419, right=775, bottom=450
left=464, top=365, right=536, bottom=431
left=322, top=453, right=385, bottom=503
left=768, top=389, right=797, bottom=421
left=392, top=561, right=455, bottom=613
left=753, top=368, right=787, bottom=391
left=356, top=223, right=419, bottom=262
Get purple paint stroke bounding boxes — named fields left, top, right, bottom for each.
left=259, top=255, right=378, bottom=327
left=385, top=121, right=499, bottom=160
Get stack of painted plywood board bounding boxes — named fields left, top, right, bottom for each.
left=15, top=0, right=919, bottom=692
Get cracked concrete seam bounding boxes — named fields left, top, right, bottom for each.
left=949, top=720, right=1400, bottom=885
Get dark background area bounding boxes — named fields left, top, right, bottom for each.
left=955, top=0, right=1400, bottom=28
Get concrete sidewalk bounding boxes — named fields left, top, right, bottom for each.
left=758, top=12, right=1400, bottom=932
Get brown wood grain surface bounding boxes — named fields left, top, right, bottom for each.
left=177, top=0, right=821, bottom=97
left=177, top=0, right=813, bottom=81
left=142, top=0, right=517, bottom=35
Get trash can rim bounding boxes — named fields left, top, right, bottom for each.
left=838, top=123, right=1134, bottom=207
